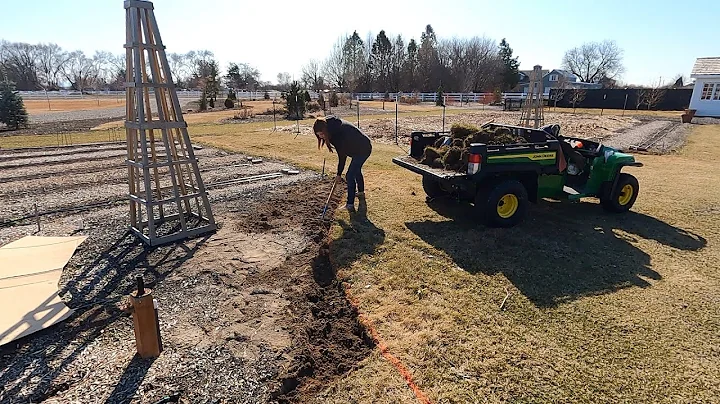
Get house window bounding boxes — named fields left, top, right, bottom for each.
left=714, top=84, right=720, bottom=100
left=549, top=74, right=558, bottom=82
left=701, top=83, right=716, bottom=100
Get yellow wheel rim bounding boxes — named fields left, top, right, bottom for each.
left=618, top=184, right=634, bottom=205
left=497, top=194, right=519, bottom=219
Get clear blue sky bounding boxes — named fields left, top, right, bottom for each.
left=1, top=0, right=718, bottom=86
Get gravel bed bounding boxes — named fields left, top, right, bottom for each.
left=604, top=120, right=691, bottom=153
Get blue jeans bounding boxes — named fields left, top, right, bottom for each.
left=346, top=154, right=369, bottom=205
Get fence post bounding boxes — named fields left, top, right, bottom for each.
left=395, top=95, right=398, bottom=145
left=622, top=93, right=628, bottom=117
left=357, top=96, right=360, bottom=128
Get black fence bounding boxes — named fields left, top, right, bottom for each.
left=548, top=88, right=692, bottom=111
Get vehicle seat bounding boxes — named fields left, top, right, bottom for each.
left=559, top=140, right=586, bottom=171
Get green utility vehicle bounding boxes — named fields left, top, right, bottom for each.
left=392, top=123, right=642, bottom=227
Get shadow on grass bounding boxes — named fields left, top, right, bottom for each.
left=405, top=199, right=706, bottom=307
left=0, top=230, right=209, bottom=403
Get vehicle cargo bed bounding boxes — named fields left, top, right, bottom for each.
left=392, top=155, right=467, bottom=179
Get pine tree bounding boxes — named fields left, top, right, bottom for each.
left=285, top=81, right=306, bottom=119
left=436, top=86, right=444, bottom=106
left=0, top=82, right=29, bottom=130
left=499, top=38, right=520, bottom=91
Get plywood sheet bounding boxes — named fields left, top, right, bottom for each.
left=0, top=236, right=87, bottom=346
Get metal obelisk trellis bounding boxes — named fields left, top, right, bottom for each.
left=520, top=64, right=545, bottom=128
left=124, top=0, right=216, bottom=246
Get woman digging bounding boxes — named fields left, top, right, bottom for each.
left=313, top=116, right=372, bottom=212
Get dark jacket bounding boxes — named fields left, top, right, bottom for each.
left=326, top=116, right=372, bottom=174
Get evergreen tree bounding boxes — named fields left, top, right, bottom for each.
left=285, top=81, right=306, bottom=119
left=436, top=86, right=445, bottom=106
left=0, top=82, right=29, bottom=130
left=499, top=38, right=520, bottom=91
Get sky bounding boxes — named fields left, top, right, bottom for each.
left=1, top=0, right=719, bottom=86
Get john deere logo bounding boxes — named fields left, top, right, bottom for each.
left=532, top=153, right=555, bottom=159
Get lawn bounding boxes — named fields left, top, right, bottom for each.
left=194, top=123, right=720, bottom=403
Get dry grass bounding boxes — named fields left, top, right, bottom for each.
left=3, top=110, right=718, bottom=401
left=195, top=123, right=720, bottom=403
left=23, top=97, right=126, bottom=114
left=549, top=107, right=683, bottom=119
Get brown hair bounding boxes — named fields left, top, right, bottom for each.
left=313, top=117, right=334, bottom=152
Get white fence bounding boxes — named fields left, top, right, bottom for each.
left=17, top=90, right=549, bottom=102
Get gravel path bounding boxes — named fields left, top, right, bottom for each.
left=604, top=120, right=691, bottom=153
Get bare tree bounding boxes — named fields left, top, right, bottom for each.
left=570, top=88, right=586, bottom=113
left=35, top=43, right=67, bottom=90
left=301, top=59, right=324, bottom=92
left=62, top=50, right=97, bottom=93
left=561, top=40, right=624, bottom=83
left=322, top=37, right=347, bottom=92
left=552, top=76, right=570, bottom=108
left=635, top=89, right=646, bottom=110
left=276, top=72, right=292, bottom=91
left=639, top=81, right=666, bottom=110
left=1, top=42, right=40, bottom=90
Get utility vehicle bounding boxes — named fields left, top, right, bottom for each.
left=392, top=123, right=642, bottom=227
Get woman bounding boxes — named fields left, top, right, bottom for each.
left=313, top=115, right=372, bottom=212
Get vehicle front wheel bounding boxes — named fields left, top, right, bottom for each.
left=476, top=180, right=528, bottom=227
left=422, top=176, right=447, bottom=198
left=601, top=173, right=639, bottom=213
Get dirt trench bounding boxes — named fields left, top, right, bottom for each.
left=234, top=180, right=375, bottom=402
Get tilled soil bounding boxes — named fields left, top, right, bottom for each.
left=359, top=111, right=640, bottom=145
left=0, top=117, right=124, bottom=136
left=0, top=145, right=373, bottom=403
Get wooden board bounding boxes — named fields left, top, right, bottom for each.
left=0, top=236, right=87, bottom=346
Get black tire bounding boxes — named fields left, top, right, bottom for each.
left=601, top=173, right=639, bottom=213
left=476, top=180, right=528, bottom=227
left=422, top=176, right=447, bottom=198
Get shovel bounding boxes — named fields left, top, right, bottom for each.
left=320, top=177, right=339, bottom=219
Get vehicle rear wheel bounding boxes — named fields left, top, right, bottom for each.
left=422, top=176, right=447, bottom=198
left=601, top=173, right=639, bottom=213
left=476, top=180, right=528, bottom=227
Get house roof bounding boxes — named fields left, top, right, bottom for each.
left=691, top=57, right=720, bottom=76
left=520, top=69, right=549, bottom=78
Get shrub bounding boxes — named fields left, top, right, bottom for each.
left=306, top=101, right=321, bottom=113
left=233, top=107, right=255, bottom=120
left=384, top=91, right=390, bottom=101
left=227, top=89, right=236, bottom=100
left=264, top=91, right=270, bottom=100
left=318, top=93, right=326, bottom=110
left=0, top=83, right=29, bottom=130
left=209, top=97, right=215, bottom=108
left=329, top=91, right=339, bottom=107
left=303, top=90, right=311, bottom=103
left=398, top=95, right=419, bottom=105
left=224, top=98, right=235, bottom=109
left=338, top=94, right=350, bottom=106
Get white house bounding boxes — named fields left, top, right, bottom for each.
left=689, top=57, right=720, bottom=117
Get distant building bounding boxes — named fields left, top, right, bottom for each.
left=515, top=69, right=601, bottom=94
left=689, top=57, right=720, bottom=117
